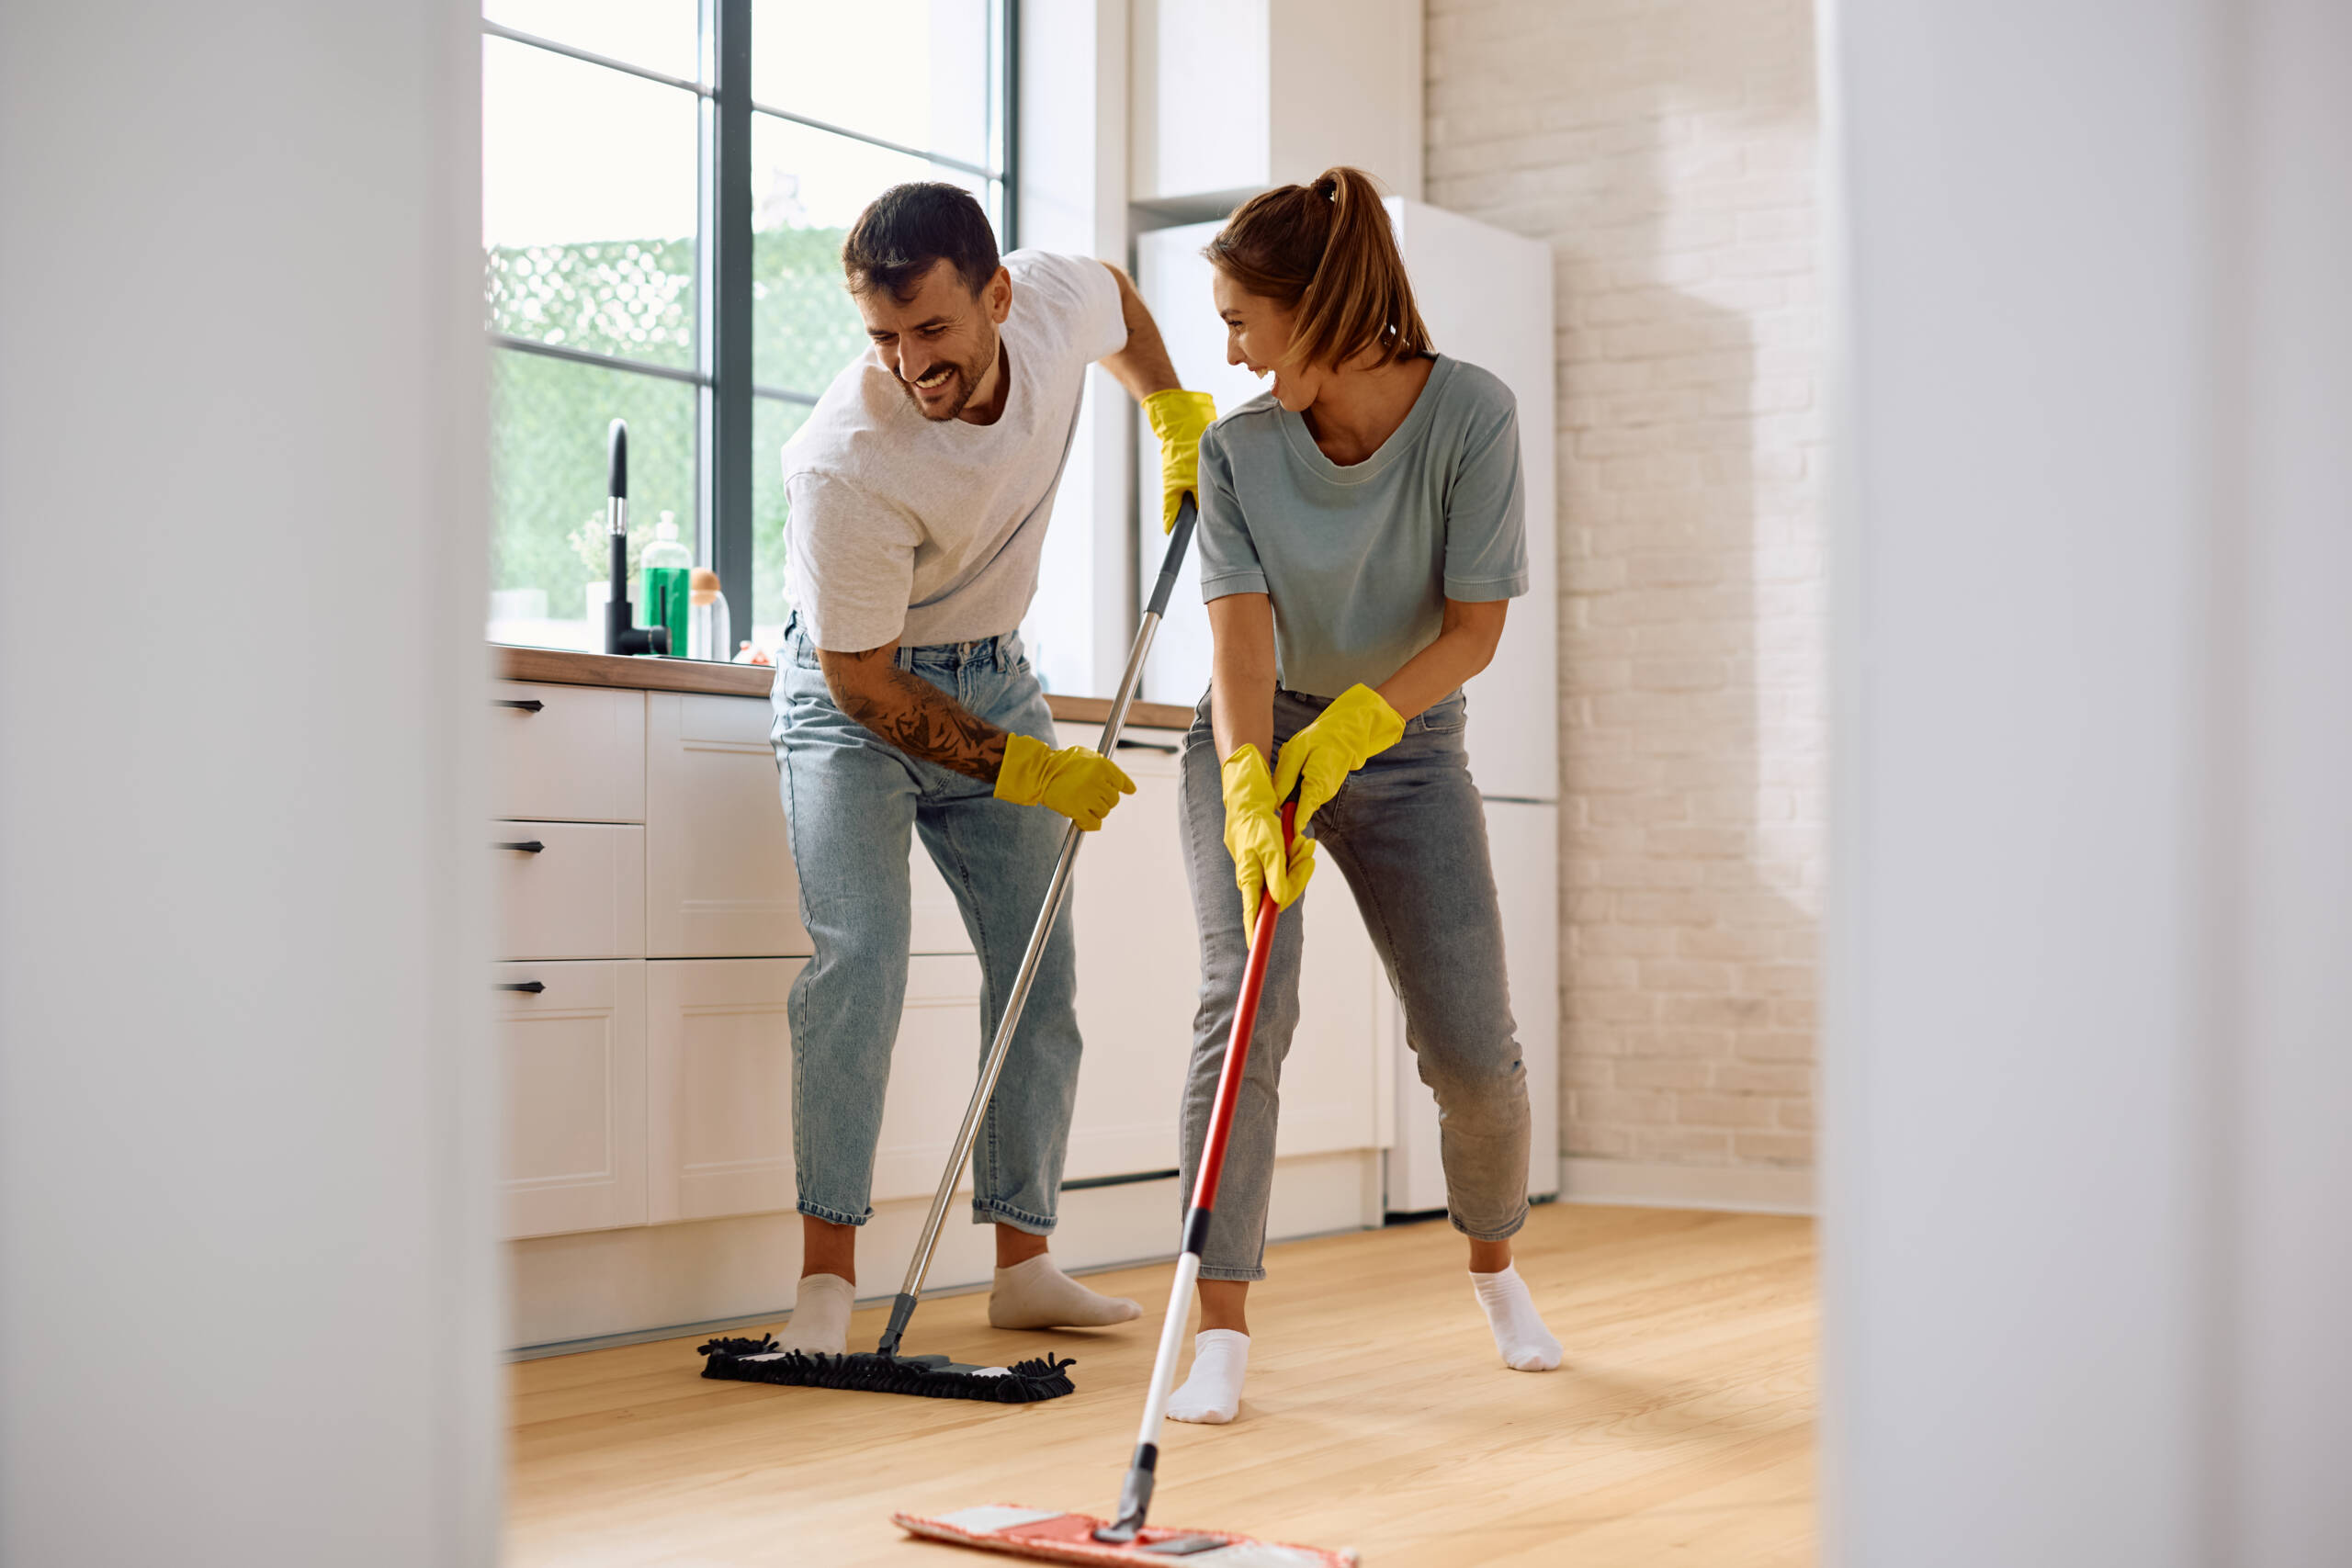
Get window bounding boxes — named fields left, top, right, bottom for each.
left=482, top=0, right=1013, bottom=657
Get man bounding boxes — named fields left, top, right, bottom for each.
left=767, top=182, right=1216, bottom=1353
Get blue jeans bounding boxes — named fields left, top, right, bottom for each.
left=769, top=623, right=1080, bottom=1235
left=1177, top=687, right=1532, bottom=1280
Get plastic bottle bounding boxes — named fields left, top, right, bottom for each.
left=687, top=569, right=732, bottom=662
left=639, top=512, right=691, bottom=660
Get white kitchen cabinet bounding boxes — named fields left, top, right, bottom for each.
left=491, top=680, right=644, bottom=823
left=1130, top=0, right=1422, bottom=205
left=646, top=958, right=804, bottom=1224
left=870, top=953, right=987, bottom=1203
left=1067, top=728, right=1195, bottom=1179
left=497, top=960, right=647, bottom=1239
left=644, top=691, right=809, bottom=958
left=1060, top=719, right=1385, bottom=1178
left=493, top=821, right=644, bottom=961
left=1274, top=872, right=1385, bottom=1158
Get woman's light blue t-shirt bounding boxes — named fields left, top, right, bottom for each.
left=1196, top=355, right=1528, bottom=700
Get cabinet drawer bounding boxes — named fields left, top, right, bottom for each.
left=647, top=958, right=803, bottom=1224
left=646, top=692, right=809, bottom=957
left=491, top=681, right=646, bottom=823
left=494, top=822, right=645, bottom=961
left=495, top=960, right=647, bottom=1239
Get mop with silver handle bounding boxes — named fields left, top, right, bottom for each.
left=698, top=499, right=1199, bottom=1404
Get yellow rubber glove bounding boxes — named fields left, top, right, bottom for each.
left=1143, top=388, right=1217, bottom=533
left=1271, top=682, right=1405, bottom=831
left=1220, top=743, right=1315, bottom=930
left=994, top=732, right=1136, bottom=830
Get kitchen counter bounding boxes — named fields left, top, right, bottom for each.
left=492, top=644, right=1197, bottom=731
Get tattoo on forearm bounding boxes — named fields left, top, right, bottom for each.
left=825, top=649, right=1008, bottom=782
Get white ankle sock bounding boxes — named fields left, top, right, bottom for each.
left=1164, top=1328, right=1250, bottom=1424
left=782, top=1272, right=854, bottom=1355
left=987, top=1253, right=1142, bottom=1330
left=1471, top=1263, right=1562, bottom=1371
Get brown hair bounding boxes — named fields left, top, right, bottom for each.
left=1203, top=166, right=1432, bottom=370
left=841, top=181, right=1000, bottom=300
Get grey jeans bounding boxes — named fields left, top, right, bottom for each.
left=1176, top=687, right=1532, bottom=1280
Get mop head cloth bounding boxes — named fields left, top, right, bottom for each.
left=893, top=1506, right=1358, bottom=1566
left=697, top=1335, right=1077, bottom=1403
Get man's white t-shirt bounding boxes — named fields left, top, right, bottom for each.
left=781, top=250, right=1125, bottom=652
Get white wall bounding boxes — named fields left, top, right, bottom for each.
left=1427, top=0, right=1827, bottom=1212
left=0, top=4, right=500, bottom=1564
left=1822, top=0, right=2352, bottom=1562
left=1018, top=0, right=1136, bottom=696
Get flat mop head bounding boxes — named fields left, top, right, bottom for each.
left=893, top=1506, right=1357, bottom=1566
left=697, top=1335, right=1076, bottom=1404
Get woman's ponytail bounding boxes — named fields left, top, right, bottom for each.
left=1204, top=165, right=1432, bottom=370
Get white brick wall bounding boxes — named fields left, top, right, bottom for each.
left=1427, top=0, right=1826, bottom=1186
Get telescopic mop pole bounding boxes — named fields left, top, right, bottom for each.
left=1096, top=801, right=1297, bottom=1546
left=874, top=499, right=1202, bottom=1361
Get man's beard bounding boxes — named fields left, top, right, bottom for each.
left=900, top=332, right=997, bottom=422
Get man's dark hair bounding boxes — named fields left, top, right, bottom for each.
left=841, top=183, right=1001, bottom=301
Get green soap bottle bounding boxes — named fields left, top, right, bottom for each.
left=639, top=511, right=692, bottom=659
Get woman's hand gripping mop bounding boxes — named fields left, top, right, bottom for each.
left=695, top=502, right=1201, bottom=1404
left=892, top=799, right=1357, bottom=1563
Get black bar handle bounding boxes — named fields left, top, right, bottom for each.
left=496, top=980, right=546, bottom=994
left=493, top=840, right=546, bottom=854
left=1115, top=739, right=1179, bottom=755
left=876, top=1291, right=921, bottom=1359
left=606, top=418, right=628, bottom=499
left=1144, top=496, right=1199, bottom=619
left=494, top=698, right=544, bottom=713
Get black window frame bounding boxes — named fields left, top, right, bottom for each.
left=482, top=0, right=1019, bottom=647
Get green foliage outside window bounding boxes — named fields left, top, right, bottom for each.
left=486, top=226, right=861, bottom=636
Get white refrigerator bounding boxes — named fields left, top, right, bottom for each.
left=1135, top=200, right=1560, bottom=1210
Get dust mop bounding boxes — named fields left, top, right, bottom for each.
left=698, top=501, right=1202, bottom=1404
left=892, top=803, right=1359, bottom=1563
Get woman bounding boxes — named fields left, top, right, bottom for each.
left=1166, top=167, right=1560, bottom=1426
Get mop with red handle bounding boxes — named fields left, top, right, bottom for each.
left=892, top=802, right=1359, bottom=1567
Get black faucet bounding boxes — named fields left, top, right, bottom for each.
left=602, top=419, right=670, bottom=657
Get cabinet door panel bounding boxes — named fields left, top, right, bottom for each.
left=494, top=821, right=644, bottom=960
left=646, top=692, right=809, bottom=957
left=646, top=958, right=803, bottom=1224
left=1277, top=874, right=1384, bottom=1158
left=498, top=960, right=646, bottom=1238
left=491, top=682, right=645, bottom=823
left=870, top=954, right=986, bottom=1203
left=1066, top=728, right=1193, bottom=1179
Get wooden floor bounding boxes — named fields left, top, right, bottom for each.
left=507, top=1204, right=1817, bottom=1567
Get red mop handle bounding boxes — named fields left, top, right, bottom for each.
left=1189, top=801, right=1296, bottom=1216
left=1100, top=803, right=1300, bottom=1547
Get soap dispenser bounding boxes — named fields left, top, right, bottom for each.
left=640, top=512, right=691, bottom=660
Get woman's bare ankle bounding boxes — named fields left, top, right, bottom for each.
left=1196, top=1278, right=1251, bottom=1335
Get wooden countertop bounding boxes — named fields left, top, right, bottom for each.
left=492, top=644, right=1198, bottom=733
